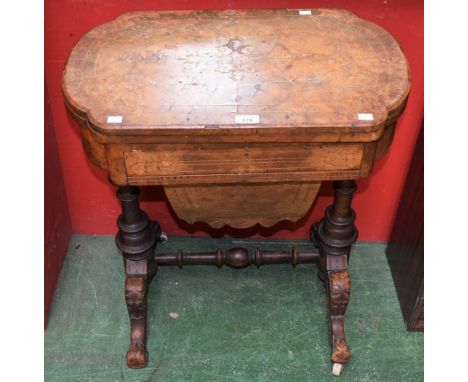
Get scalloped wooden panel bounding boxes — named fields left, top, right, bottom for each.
left=165, top=182, right=321, bottom=229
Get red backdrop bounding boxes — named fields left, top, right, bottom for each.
left=45, top=85, right=72, bottom=324
left=45, top=0, right=423, bottom=241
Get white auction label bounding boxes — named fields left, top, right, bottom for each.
left=235, top=115, right=260, bottom=124
left=299, top=10, right=312, bottom=16
left=107, top=115, right=123, bottom=124
left=357, top=113, right=374, bottom=121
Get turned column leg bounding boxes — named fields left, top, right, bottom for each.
left=313, top=180, right=358, bottom=373
left=115, top=186, right=160, bottom=368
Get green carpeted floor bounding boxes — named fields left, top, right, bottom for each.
left=45, top=235, right=423, bottom=381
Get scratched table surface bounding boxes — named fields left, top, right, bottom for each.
left=63, top=9, right=410, bottom=135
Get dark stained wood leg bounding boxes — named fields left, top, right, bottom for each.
left=124, top=271, right=148, bottom=367
left=115, top=186, right=160, bottom=368
left=314, top=180, right=358, bottom=369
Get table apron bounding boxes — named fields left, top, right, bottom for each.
left=105, top=142, right=370, bottom=185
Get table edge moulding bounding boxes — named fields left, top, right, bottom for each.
left=62, top=8, right=410, bottom=376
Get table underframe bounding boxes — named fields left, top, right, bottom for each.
left=115, top=180, right=358, bottom=374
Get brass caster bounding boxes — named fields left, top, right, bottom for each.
left=159, top=232, right=168, bottom=243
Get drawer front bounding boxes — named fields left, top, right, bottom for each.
left=123, top=143, right=363, bottom=184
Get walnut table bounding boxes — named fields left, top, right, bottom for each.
left=63, top=9, right=410, bottom=376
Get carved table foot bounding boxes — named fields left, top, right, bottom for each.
left=125, top=273, right=150, bottom=368
left=313, top=180, right=358, bottom=372
left=115, top=186, right=160, bottom=368
left=328, top=272, right=351, bottom=364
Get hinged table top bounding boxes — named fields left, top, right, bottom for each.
left=63, top=9, right=410, bottom=137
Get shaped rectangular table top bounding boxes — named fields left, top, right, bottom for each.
left=63, top=9, right=410, bottom=138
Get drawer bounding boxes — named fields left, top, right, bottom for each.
left=123, top=143, right=363, bottom=185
